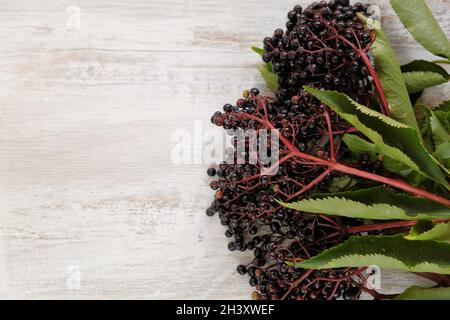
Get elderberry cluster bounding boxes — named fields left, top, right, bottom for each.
left=263, top=0, right=374, bottom=104
left=205, top=0, right=379, bottom=301
left=207, top=90, right=367, bottom=300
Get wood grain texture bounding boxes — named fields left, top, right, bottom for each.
left=0, top=0, right=447, bottom=299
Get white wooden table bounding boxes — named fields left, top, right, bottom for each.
left=0, top=0, right=447, bottom=299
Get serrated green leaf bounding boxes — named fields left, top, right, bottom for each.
left=304, top=87, right=449, bottom=188
left=360, top=15, right=418, bottom=130
left=406, top=221, right=450, bottom=241
left=401, top=60, right=449, bottom=93
left=408, top=221, right=435, bottom=237
left=401, top=60, right=450, bottom=77
left=419, top=105, right=435, bottom=151
left=290, top=235, right=450, bottom=274
left=279, top=186, right=450, bottom=220
left=395, top=286, right=450, bottom=300
left=390, top=0, right=450, bottom=59
left=258, top=63, right=278, bottom=91
left=436, top=142, right=450, bottom=166
left=428, top=110, right=450, bottom=171
left=430, top=110, right=449, bottom=146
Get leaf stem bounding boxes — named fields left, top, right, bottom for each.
left=347, top=220, right=416, bottom=234
left=360, top=286, right=397, bottom=300
left=281, top=269, right=314, bottom=300
left=323, top=108, right=336, bottom=161
left=274, top=123, right=450, bottom=206
left=331, top=163, right=450, bottom=207
left=431, top=59, right=450, bottom=65
left=347, top=218, right=450, bottom=234
left=332, top=127, right=359, bottom=135
left=286, top=168, right=333, bottom=200
left=238, top=110, right=450, bottom=207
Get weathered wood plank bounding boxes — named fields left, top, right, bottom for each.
left=0, top=0, right=447, bottom=299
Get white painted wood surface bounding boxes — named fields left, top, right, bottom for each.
left=0, top=0, right=447, bottom=299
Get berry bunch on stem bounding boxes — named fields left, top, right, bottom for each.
left=206, top=0, right=450, bottom=300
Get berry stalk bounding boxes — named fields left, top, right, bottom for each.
left=265, top=116, right=450, bottom=207
left=334, top=32, right=391, bottom=116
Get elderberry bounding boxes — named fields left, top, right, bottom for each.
left=207, top=167, right=216, bottom=177
left=261, top=1, right=374, bottom=102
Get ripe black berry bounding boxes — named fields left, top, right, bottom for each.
left=207, top=167, right=216, bottom=177
left=210, top=181, right=219, bottom=190
left=262, top=52, right=271, bottom=62
left=237, top=265, right=247, bottom=275
left=250, top=88, right=260, bottom=96
left=270, top=221, right=281, bottom=232
left=274, top=28, right=284, bottom=38
left=361, top=153, right=371, bottom=162
left=206, top=207, right=215, bottom=216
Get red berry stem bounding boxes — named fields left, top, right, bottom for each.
left=281, top=269, right=314, bottom=300
left=323, top=108, right=336, bottom=161
left=332, top=127, right=358, bottom=134
left=334, top=32, right=390, bottom=116
left=262, top=114, right=450, bottom=207
left=360, top=286, right=397, bottom=300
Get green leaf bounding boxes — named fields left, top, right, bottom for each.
left=407, top=221, right=435, bottom=237
left=430, top=110, right=449, bottom=146
left=438, top=100, right=450, bottom=112
left=402, top=60, right=450, bottom=77
left=395, top=286, right=450, bottom=300
left=401, top=60, right=449, bottom=93
left=258, top=63, right=278, bottom=91
left=390, top=0, right=450, bottom=59
left=251, top=46, right=265, bottom=56
left=403, top=72, right=448, bottom=93
left=343, top=134, right=379, bottom=155
left=436, top=142, right=450, bottom=169
left=304, top=87, right=449, bottom=188
left=406, top=221, right=450, bottom=241
left=327, top=176, right=358, bottom=193
left=436, top=142, right=450, bottom=159
left=360, top=15, right=418, bottom=130
left=419, top=105, right=435, bottom=151
left=279, top=186, right=450, bottom=220
left=290, top=235, right=450, bottom=274
left=434, top=111, right=450, bottom=132
left=429, top=110, right=450, bottom=170
left=251, top=47, right=278, bottom=91
left=343, top=134, right=408, bottom=173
